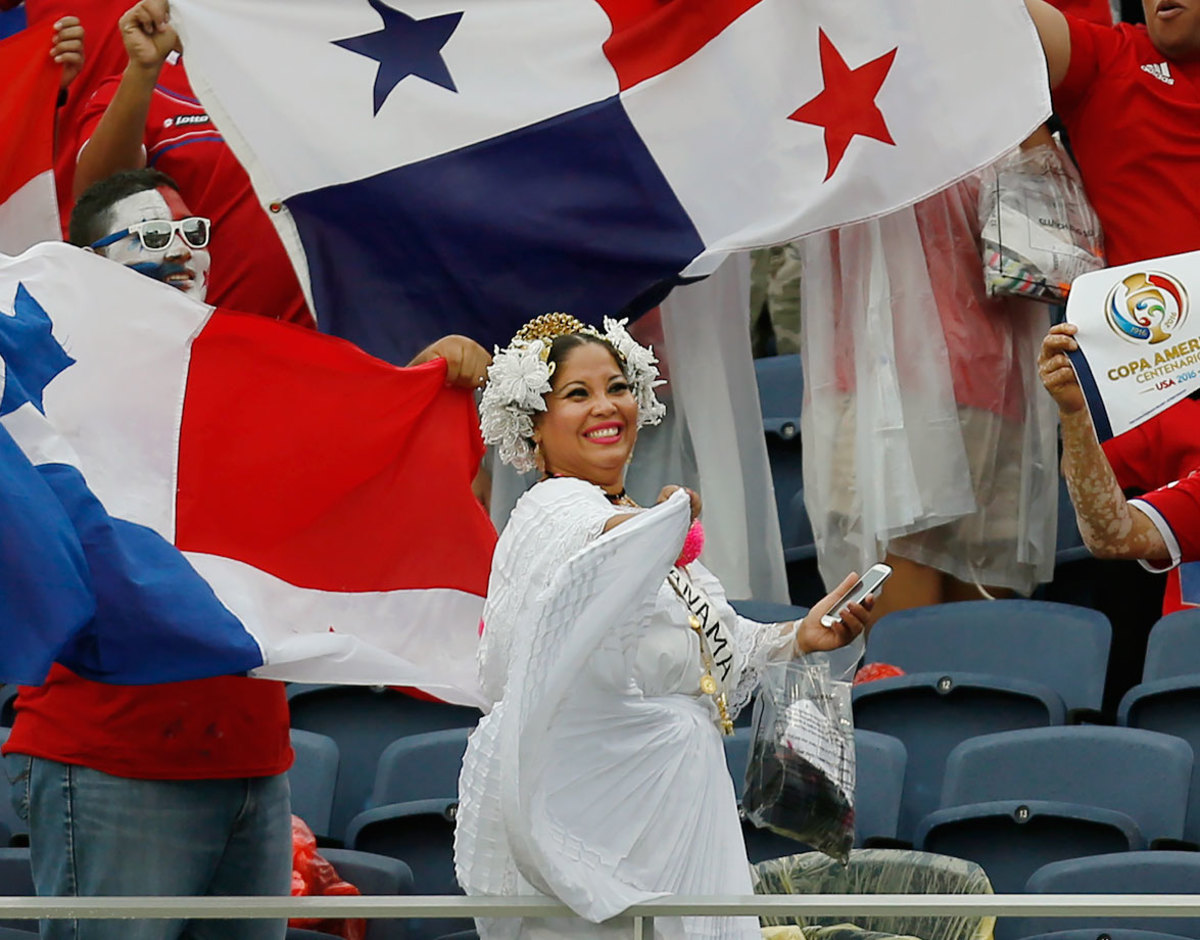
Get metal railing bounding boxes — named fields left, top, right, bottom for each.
left=2, top=893, right=1200, bottom=939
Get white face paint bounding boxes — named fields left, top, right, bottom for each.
left=98, top=187, right=211, bottom=303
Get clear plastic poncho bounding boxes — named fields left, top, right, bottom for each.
left=798, top=172, right=1058, bottom=595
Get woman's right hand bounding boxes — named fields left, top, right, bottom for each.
left=657, top=485, right=701, bottom=522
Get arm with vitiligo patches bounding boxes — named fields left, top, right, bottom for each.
left=1040, top=323, right=1171, bottom=563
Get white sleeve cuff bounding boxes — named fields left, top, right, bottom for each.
left=1130, top=498, right=1182, bottom=572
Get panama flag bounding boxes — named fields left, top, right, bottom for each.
left=0, top=22, right=61, bottom=255
left=169, top=0, right=1051, bottom=363
left=0, top=242, right=495, bottom=706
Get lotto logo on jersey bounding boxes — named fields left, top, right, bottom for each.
left=1105, top=271, right=1189, bottom=346
left=161, top=114, right=212, bottom=129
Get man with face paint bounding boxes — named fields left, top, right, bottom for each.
left=69, top=168, right=210, bottom=302
left=5, top=170, right=493, bottom=940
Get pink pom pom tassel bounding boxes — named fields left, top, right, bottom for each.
left=674, top=519, right=705, bottom=567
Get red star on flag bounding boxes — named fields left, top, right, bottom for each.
left=789, top=30, right=898, bottom=181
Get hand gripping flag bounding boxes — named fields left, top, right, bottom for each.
left=169, top=0, right=1051, bottom=362
left=0, top=243, right=495, bottom=706
left=0, top=22, right=61, bottom=254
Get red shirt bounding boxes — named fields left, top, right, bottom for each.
left=4, top=666, right=292, bottom=779
left=1053, top=17, right=1200, bottom=266
left=79, top=63, right=315, bottom=328
left=1103, top=398, right=1200, bottom=614
left=1048, top=0, right=1113, bottom=26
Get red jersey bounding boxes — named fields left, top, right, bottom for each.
left=1053, top=17, right=1200, bottom=266
left=79, top=63, right=315, bottom=328
left=1103, top=398, right=1200, bottom=614
left=4, top=666, right=292, bottom=780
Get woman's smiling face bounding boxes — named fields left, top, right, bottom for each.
left=535, top=339, right=638, bottom=490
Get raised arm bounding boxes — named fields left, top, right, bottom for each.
left=1024, top=0, right=1073, bottom=89
left=1039, top=324, right=1170, bottom=564
left=74, top=0, right=179, bottom=198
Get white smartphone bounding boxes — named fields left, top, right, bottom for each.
left=820, top=563, right=892, bottom=628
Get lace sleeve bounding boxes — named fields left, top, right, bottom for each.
left=685, top=563, right=798, bottom=718
left=727, top=615, right=797, bottom=718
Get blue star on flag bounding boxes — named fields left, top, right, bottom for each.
left=333, top=0, right=463, bottom=115
left=0, top=284, right=76, bottom=417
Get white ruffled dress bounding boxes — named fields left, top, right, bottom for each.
left=454, top=479, right=799, bottom=940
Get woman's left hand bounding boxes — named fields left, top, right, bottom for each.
left=793, top=572, right=873, bottom=655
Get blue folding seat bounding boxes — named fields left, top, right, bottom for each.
left=1118, top=609, right=1200, bottom=844
left=728, top=599, right=808, bottom=625
left=346, top=799, right=467, bottom=940
left=754, top=355, right=813, bottom=561
left=319, top=847, right=413, bottom=940
left=0, top=731, right=24, bottom=845
left=937, top=726, right=1192, bottom=843
left=853, top=729, right=907, bottom=846
left=754, top=353, right=803, bottom=442
left=0, top=848, right=34, bottom=933
left=1018, top=931, right=1195, bottom=940
left=1012, top=852, right=1200, bottom=940
left=861, top=600, right=1111, bottom=716
left=916, top=726, right=1191, bottom=914
left=288, top=729, right=339, bottom=838
left=287, top=685, right=480, bottom=840
left=371, top=727, right=470, bottom=808
left=855, top=599, right=1112, bottom=839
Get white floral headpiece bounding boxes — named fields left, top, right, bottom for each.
left=479, top=313, right=666, bottom=472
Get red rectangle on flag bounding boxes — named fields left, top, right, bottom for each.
left=596, top=0, right=763, bottom=91
left=175, top=311, right=495, bottom=595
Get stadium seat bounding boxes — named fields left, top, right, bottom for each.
left=0, top=847, right=34, bottom=933
left=287, top=685, right=481, bottom=840
left=853, top=673, right=1065, bottom=840
left=288, top=729, right=339, bottom=838
left=754, top=353, right=803, bottom=441
left=1012, top=852, right=1200, bottom=940
left=1118, top=610, right=1200, bottom=844
left=346, top=798, right=467, bottom=940
left=853, top=729, right=907, bottom=846
left=1017, top=930, right=1196, bottom=940
left=319, top=847, right=413, bottom=940
left=916, top=799, right=1143, bottom=902
left=939, top=726, right=1193, bottom=843
left=753, top=848, right=994, bottom=940
left=371, top=727, right=470, bottom=808
left=0, top=732, right=25, bottom=845
left=862, top=600, right=1112, bottom=716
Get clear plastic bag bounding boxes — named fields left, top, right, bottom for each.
left=979, top=143, right=1105, bottom=303
left=743, top=660, right=856, bottom=863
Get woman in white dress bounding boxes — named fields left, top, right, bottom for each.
left=455, top=313, right=871, bottom=940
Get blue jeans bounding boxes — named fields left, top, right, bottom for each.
left=8, top=756, right=291, bottom=940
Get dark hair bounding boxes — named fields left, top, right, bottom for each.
left=69, top=169, right=182, bottom=248
left=545, top=332, right=627, bottom=384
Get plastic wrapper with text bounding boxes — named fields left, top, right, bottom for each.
left=979, top=143, right=1104, bottom=304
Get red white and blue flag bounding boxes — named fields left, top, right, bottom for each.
left=171, top=0, right=1051, bottom=362
left=0, top=242, right=495, bottom=705
left=0, top=22, right=61, bottom=254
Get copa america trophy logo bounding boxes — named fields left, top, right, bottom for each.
left=1105, top=271, right=1189, bottom=345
